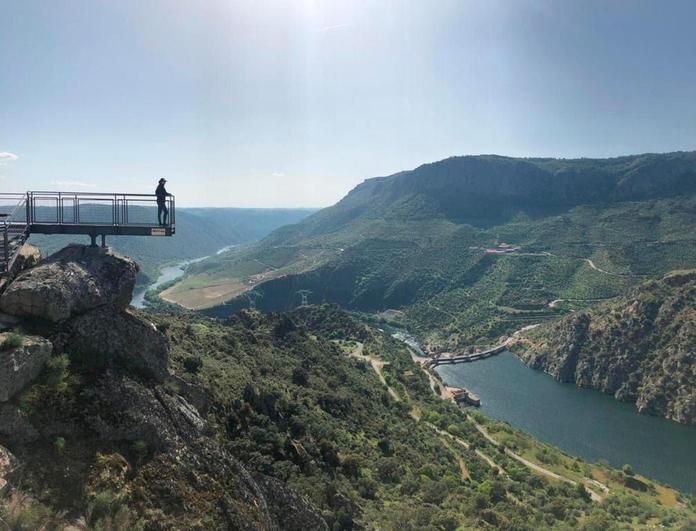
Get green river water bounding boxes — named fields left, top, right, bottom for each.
left=436, top=352, right=696, bottom=494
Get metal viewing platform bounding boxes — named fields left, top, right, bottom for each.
left=1, top=191, right=175, bottom=275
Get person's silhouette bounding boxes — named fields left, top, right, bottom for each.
left=156, top=178, right=170, bottom=225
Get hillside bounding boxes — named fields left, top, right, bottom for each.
left=513, top=270, right=696, bottom=426
left=30, top=207, right=316, bottom=285
left=164, top=152, right=696, bottom=352
left=1, top=246, right=694, bottom=528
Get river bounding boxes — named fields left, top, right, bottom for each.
left=131, top=244, right=236, bottom=309
left=436, top=351, right=696, bottom=494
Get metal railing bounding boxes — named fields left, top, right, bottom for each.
left=26, top=191, right=176, bottom=227
left=0, top=191, right=176, bottom=275
left=0, top=194, right=30, bottom=274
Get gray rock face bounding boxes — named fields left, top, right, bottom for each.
left=517, top=275, right=696, bottom=425
left=66, top=306, right=170, bottom=381
left=11, top=244, right=42, bottom=276
left=0, top=333, right=52, bottom=402
left=0, top=444, right=18, bottom=494
left=0, top=405, right=39, bottom=444
left=0, top=245, right=138, bottom=322
left=82, top=372, right=326, bottom=529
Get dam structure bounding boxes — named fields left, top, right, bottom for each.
left=422, top=343, right=508, bottom=368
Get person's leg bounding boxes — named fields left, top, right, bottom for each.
left=162, top=204, right=169, bottom=225
left=158, top=203, right=164, bottom=225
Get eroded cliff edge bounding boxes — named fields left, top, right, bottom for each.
left=0, top=244, right=326, bottom=530
left=513, top=271, right=696, bottom=425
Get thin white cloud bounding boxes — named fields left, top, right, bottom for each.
left=0, top=152, right=18, bottom=165
left=272, top=172, right=286, bottom=178
left=318, top=23, right=350, bottom=33
left=50, top=180, right=97, bottom=189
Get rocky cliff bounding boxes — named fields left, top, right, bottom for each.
left=515, top=271, right=696, bottom=425
left=0, top=244, right=326, bottom=529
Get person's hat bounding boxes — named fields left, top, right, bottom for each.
left=159, top=178, right=167, bottom=183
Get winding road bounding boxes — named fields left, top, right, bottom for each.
left=356, top=338, right=608, bottom=501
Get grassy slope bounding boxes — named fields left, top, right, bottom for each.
left=163, top=153, right=696, bottom=350
left=160, top=306, right=694, bottom=529
left=190, top=196, right=696, bottom=352
left=5, top=306, right=694, bottom=529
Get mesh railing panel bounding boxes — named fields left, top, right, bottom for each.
left=26, top=192, right=174, bottom=227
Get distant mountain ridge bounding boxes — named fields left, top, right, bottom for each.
left=174, top=151, right=696, bottom=354
left=266, top=151, right=696, bottom=243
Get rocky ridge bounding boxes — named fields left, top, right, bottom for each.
left=514, top=270, right=696, bottom=425
left=0, top=244, right=326, bottom=529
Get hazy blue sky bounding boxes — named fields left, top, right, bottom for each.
left=2, top=0, right=695, bottom=207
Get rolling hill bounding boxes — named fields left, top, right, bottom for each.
left=163, top=152, right=696, bottom=352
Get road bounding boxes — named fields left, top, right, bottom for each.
left=352, top=331, right=608, bottom=501
left=470, top=417, right=605, bottom=502
left=583, top=258, right=623, bottom=277
left=407, top=337, right=607, bottom=502
left=347, top=343, right=401, bottom=402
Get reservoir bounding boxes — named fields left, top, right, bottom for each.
left=436, top=351, right=696, bottom=494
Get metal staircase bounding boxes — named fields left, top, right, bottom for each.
left=0, top=194, right=30, bottom=276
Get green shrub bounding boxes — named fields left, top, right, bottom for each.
left=1, top=331, right=24, bottom=351
left=183, top=356, right=203, bottom=374
left=131, top=440, right=148, bottom=461
left=54, top=436, right=66, bottom=455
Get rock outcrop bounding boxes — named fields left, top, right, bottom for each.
left=516, top=272, right=696, bottom=425
left=65, top=306, right=170, bottom=381
left=0, top=244, right=328, bottom=528
left=0, top=244, right=137, bottom=322
left=1, top=244, right=168, bottom=381
left=12, top=243, right=42, bottom=275
left=4, top=369, right=327, bottom=529
left=0, top=405, right=39, bottom=444
left=0, top=445, right=17, bottom=495
left=0, top=333, right=52, bottom=402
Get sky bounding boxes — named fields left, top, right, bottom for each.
left=1, top=0, right=696, bottom=207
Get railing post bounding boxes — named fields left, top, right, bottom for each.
left=2, top=224, right=8, bottom=273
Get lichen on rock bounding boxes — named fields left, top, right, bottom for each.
left=0, top=244, right=138, bottom=323
left=0, top=333, right=52, bottom=402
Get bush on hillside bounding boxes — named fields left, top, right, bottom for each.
left=0, top=331, right=24, bottom=351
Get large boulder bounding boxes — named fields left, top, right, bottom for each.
left=0, top=333, right=52, bottom=402
left=66, top=306, right=169, bottom=381
left=12, top=243, right=42, bottom=275
left=0, top=245, right=138, bottom=322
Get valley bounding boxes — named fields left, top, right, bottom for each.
left=436, top=352, right=696, bottom=494
left=160, top=154, right=696, bottom=356
left=66, top=151, right=696, bottom=525
left=30, top=207, right=317, bottom=286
